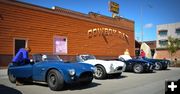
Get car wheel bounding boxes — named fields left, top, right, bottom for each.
left=47, top=69, right=64, bottom=91
left=8, top=71, right=16, bottom=83
left=133, top=64, right=144, bottom=73
left=155, top=62, right=162, bottom=70
left=94, top=65, right=106, bottom=79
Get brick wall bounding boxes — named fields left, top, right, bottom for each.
left=0, top=0, right=135, bottom=67
left=156, top=49, right=180, bottom=60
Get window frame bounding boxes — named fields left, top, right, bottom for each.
left=158, top=30, right=168, bottom=36
left=13, top=38, right=28, bottom=56
left=53, top=36, right=68, bottom=55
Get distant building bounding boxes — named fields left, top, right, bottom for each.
left=157, top=23, right=180, bottom=48
left=156, top=23, right=180, bottom=59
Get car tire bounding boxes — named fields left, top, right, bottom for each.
left=47, top=69, right=64, bottom=91
left=133, top=64, right=144, bottom=73
left=155, top=62, right=162, bottom=70
left=94, top=65, right=106, bottom=79
left=8, top=71, right=16, bottom=83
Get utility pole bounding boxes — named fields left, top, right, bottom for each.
left=140, top=3, right=143, bottom=43
left=141, top=0, right=152, bottom=43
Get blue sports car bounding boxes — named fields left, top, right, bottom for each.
left=139, top=57, right=170, bottom=70
left=118, top=55, right=155, bottom=73
left=8, top=54, right=95, bottom=91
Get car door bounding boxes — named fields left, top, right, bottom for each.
left=32, top=62, right=48, bottom=81
left=125, top=60, right=134, bottom=71
left=11, top=64, right=33, bottom=78
left=32, top=54, right=47, bottom=81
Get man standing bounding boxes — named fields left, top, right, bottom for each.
left=124, top=49, right=130, bottom=56
left=140, top=49, right=146, bottom=58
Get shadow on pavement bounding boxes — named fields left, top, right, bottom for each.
left=156, top=68, right=171, bottom=71
left=106, top=75, right=127, bottom=80
left=124, top=71, right=157, bottom=74
left=20, top=81, right=101, bottom=91
left=0, top=84, right=22, bottom=94
left=63, top=82, right=101, bottom=91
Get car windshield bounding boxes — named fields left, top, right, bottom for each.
left=119, top=55, right=132, bottom=61
left=135, top=56, right=145, bottom=60
left=33, top=54, right=62, bottom=62
left=81, top=55, right=96, bottom=61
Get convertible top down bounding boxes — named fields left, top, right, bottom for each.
left=118, top=55, right=155, bottom=73
left=76, top=54, right=126, bottom=79
left=8, top=54, right=95, bottom=91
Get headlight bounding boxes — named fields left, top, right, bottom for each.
left=146, top=63, right=150, bottom=66
left=91, top=67, right=97, bottom=72
left=164, top=61, right=168, bottom=64
left=68, top=69, right=75, bottom=76
left=110, top=63, right=114, bottom=69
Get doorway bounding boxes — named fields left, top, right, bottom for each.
left=14, top=38, right=27, bottom=55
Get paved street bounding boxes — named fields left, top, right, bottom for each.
left=0, top=67, right=180, bottom=94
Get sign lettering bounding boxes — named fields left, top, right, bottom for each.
left=87, top=28, right=129, bottom=41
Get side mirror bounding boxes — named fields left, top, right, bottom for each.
left=30, top=59, right=34, bottom=62
left=59, top=59, right=63, bottom=61
left=30, top=59, right=34, bottom=64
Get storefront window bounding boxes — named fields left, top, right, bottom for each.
left=54, top=36, right=67, bottom=54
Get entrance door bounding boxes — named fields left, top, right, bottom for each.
left=14, top=39, right=27, bottom=55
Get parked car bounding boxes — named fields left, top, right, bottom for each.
left=76, top=54, right=126, bottom=79
left=138, top=57, right=170, bottom=70
left=118, top=55, right=155, bottom=73
left=8, top=54, right=95, bottom=91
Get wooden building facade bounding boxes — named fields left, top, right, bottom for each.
left=0, top=0, right=135, bottom=67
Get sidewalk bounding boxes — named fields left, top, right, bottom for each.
left=0, top=68, right=7, bottom=77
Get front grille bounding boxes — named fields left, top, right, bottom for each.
left=79, top=72, right=93, bottom=82
left=116, top=67, right=123, bottom=71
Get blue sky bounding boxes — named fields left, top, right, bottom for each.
left=18, top=0, right=180, bottom=41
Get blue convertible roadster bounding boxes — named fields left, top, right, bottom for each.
left=8, top=54, right=95, bottom=91
left=118, top=55, right=155, bottom=73
left=139, top=57, right=170, bottom=70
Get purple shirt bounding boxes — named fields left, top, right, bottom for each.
left=12, top=48, right=29, bottom=63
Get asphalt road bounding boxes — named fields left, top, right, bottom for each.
left=0, top=67, right=180, bottom=94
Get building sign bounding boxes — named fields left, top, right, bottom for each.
left=87, top=28, right=129, bottom=40
left=109, top=1, right=119, bottom=14
left=54, top=36, right=67, bottom=54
